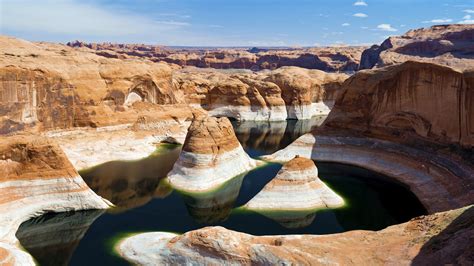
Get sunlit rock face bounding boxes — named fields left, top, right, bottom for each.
left=360, top=24, right=474, bottom=70
left=16, top=210, right=104, bottom=266
left=244, top=156, right=344, bottom=212
left=67, top=42, right=365, bottom=72
left=167, top=116, right=258, bottom=193
left=0, top=36, right=185, bottom=134
left=174, top=67, right=347, bottom=121
left=0, top=136, right=111, bottom=265
left=327, top=61, right=474, bottom=149
left=116, top=205, right=474, bottom=265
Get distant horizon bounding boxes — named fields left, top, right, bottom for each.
left=1, top=0, right=473, bottom=46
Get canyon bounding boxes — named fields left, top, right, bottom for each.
left=0, top=23, right=473, bottom=265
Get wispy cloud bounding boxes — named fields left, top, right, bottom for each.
left=463, top=9, right=474, bottom=14
left=208, top=24, right=224, bottom=28
left=1, top=0, right=189, bottom=38
left=342, top=23, right=351, bottom=26
left=463, top=15, right=472, bottom=19
left=422, top=18, right=453, bottom=23
left=353, top=13, right=368, bottom=18
left=458, top=19, right=474, bottom=24
left=353, top=1, right=368, bottom=6
left=377, top=24, right=398, bottom=32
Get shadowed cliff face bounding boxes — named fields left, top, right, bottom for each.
left=325, top=61, right=474, bottom=149
left=16, top=211, right=104, bottom=266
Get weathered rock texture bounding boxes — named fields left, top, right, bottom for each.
left=167, top=116, right=258, bottom=192
left=174, top=67, right=348, bottom=120
left=0, top=36, right=185, bottom=134
left=0, top=136, right=111, bottom=265
left=327, top=61, right=474, bottom=149
left=67, top=42, right=366, bottom=72
left=245, top=156, right=344, bottom=211
left=117, top=205, right=474, bottom=265
left=360, top=24, right=474, bottom=70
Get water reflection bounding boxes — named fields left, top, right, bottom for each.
left=232, top=116, right=325, bottom=156
left=256, top=211, right=317, bottom=229
left=16, top=210, right=104, bottom=266
left=80, top=144, right=181, bottom=212
left=180, top=175, right=245, bottom=223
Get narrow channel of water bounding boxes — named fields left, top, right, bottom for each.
left=16, top=117, right=427, bottom=266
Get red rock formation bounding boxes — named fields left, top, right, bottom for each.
left=66, top=42, right=366, bottom=72
left=326, top=61, right=474, bottom=149
left=360, top=24, right=474, bottom=70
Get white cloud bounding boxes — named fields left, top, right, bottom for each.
left=422, top=18, right=453, bottom=23
left=1, top=0, right=189, bottom=38
left=463, top=15, right=472, bottom=19
left=463, top=9, right=474, bottom=13
left=361, top=26, right=369, bottom=29
left=458, top=19, right=474, bottom=24
left=208, top=24, right=224, bottom=28
left=377, top=24, right=398, bottom=32
left=353, top=13, right=368, bottom=18
left=342, top=23, right=351, bottom=26
left=353, top=1, right=368, bottom=6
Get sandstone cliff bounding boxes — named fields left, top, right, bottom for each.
left=360, top=24, right=474, bottom=70
left=326, top=61, right=474, bottom=149
left=0, top=36, right=185, bottom=133
left=174, top=67, right=348, bottom=120
left=0, top=136, right=111, bottom=265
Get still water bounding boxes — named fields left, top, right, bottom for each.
left=16, top=117, right=426, bottom=266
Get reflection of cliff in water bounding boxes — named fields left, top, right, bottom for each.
left=16, top=210, right=104, bottom=266
left=180, top=175, right=245, bottom=224
left=257, top=211, right=317, bottom=229
left=80, top=144, right=180, bottom=211
left=232, top=116, right=325, bottom=156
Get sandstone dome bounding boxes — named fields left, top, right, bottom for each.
left=167, top=116, right=259, bottom=193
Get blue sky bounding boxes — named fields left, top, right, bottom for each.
left=1, top=0, right=473, bottom=46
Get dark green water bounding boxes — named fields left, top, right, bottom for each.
left=16, top=118, right=427, bottom=266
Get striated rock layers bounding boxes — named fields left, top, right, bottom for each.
left=265, top=61, right=474, bottom=213
left=327, top=61, right=474, bottom=149
left=117, top=205, right=474, bottom=265
left=167, top=116, right=258, bottom=192
left=0, top=36, right=185, bottom=134
left=360, top=24, right=474, bottom=70
left=67, top=42, right=366, bottom=72
left=244, top=156, right=344, bottom=212
left=174, top=67, right=348, bottom=120
left=0, top=136, right=111, bottom=265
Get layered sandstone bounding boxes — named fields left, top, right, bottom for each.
left=167, top=116, right=258, bottom=192
left=360, top=24, right=474, bottom=70
left=0, top=36, right=184, bottom=134
left=116, top=205, right=474, bottom=265
left=0, top=136, right=111, bottom=265
left=67, top=42, right=366, bottom=72
left=265, top=61, right=474, bottom=213
left=174, top=67, right=348, bottom=120
left=327, top=61, right=474, bottom=149
left=244, top=156, right=344, bottom=212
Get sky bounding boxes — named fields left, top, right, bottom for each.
left=0, top=0, right=473, bottom=47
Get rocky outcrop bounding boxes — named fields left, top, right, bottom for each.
left=174, top=67, right=348, bottom=121
left=327, top=61, right=474, bottom=149
left=360, top=24, right=474, bottom=70
left=167, top=116, right=258, bottom=192
left=116, top=205, right=474, bottom=265
left=265, top=61, right=474, bottom=213
left=243, top=156, right=343, bottom=228
left=67, top=42, right=366, bottom=72
left=0, top=36, right=184, bottom=134
left=0, top=136, right=111, bottom=265
left=244, top=156, right=343, bottom=212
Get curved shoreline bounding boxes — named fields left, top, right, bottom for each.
left=262, top=134, right=474, bottom=213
